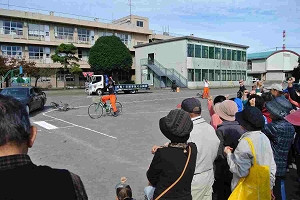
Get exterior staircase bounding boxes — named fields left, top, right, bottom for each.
left=140, top=58, right=188, bottom=88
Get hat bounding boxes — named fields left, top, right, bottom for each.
left=284, top=109, right=300, bottom=126
left=159, top=109, right=193, bottom=143
left=236, top=106, right=265, bottom=131
left=214, top=100, right=238, bottom=121
left=265, top=96, right=293, bottom=119
left=181, top=98, right=201, bottom=114
left=266, top=84, right=283, bottom=91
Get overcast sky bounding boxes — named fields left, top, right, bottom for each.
left=2, top=0, right=300, bottom=54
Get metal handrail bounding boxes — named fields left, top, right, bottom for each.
left=140, top=58, right=188, bottom=86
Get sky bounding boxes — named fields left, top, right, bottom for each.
left=2, top=0, right=300, bottom=54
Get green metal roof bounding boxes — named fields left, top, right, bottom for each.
left=247, top=51, right=276, bottom=60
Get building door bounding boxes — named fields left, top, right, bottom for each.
left=44, top=25, right=50, bottom=41
left=148, top=53, right=154, bottom=65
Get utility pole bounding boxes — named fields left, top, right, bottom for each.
left=128, top=0, right=132, bottom=23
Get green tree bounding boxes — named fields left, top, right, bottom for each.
left=51, top=43, right=79, bottom=89
left=88, top=36, right=132, bottom=74
left=292, top=56, right=300, bottom=83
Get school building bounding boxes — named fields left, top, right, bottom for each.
left=134, top=36, right=249, bottom=89
left=247, top=50, right=299, bottom=82
left=0, top=7, right=173, bottom=88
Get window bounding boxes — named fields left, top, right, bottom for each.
left=137, top=21, right=144, bottom=27
left=215, top=70, right=221, bottom=81
left=99, top=31, right=113, bottom=37
left=221, top=70, right=226, bottom=81
left=232, top=70, right=236, bottom=81
left=77, top=28, right=90, bottom=42
left=232, top=50, right=237, bottom=61
left=29, top=46, right=44, bottom=59
left=242, top=71, right=246, bottom=81
left=55, top=26, right=74, bottom=40
left=195, top=45, right=201, bottom=58
left=227, top=70, right=231, bottom=81
left=1, top=45, right=22, bottom=58
left=187, top=44, right=194, bottom=57
left=237, top=51, right=241, bottom=61
left=227, top=49, right=232, bottom=60
left=147, top=73, right=151, bottom=80
left=209, top=70, right=215, bottom=81
left=28, top=24, right=45, bottom=38
left=242, top=51, right=246, bottom=62
left=3, top=21, right=23, bottom=35
left=209, top=47, right=214, bottom=59
left=237, top=71, right=241, bottom=81
left=215, top=48, right=221, bottom=59
left=188, top=69, right=194, bottom=81
left=222, top=48, right=226, bottom=60
left=195, top=69, right=201, bottom=81
left=116, top=33, right=131, bottom=46
left=202, top=69, right=208, bottom=80
left=202, top=46, right=208, bottom=58
left=78, top=49, right=89, bottom=61
left=247, top=61, right=252, bottom=70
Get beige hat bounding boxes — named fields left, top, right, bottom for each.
left=214, top=100, right=238, bottom=121
left=266, top=84, right=283, bottom=91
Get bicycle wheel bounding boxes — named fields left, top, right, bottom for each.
left=110, top=102, right=123, bottom=115
left=88, top=103, right=103, bottom=119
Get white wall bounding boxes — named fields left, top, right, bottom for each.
left=266, top=71, right=285, bottom=81
left=266, top=51, right=299, bottom=71
left=135, top=40, right=187, bottom=84
left=251, top=60, right=266, bottom=72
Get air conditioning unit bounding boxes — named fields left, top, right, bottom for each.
left=25, top=46, right=28, bottom=51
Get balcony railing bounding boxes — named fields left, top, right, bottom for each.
left=55, top=35, right=74, bottom=42
left=28, top=35, right=45, bottom=41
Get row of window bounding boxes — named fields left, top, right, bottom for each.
left=187, top=44, right=247, bottom=62
left=1, top=45, right=89, bottom=60
left=187, top=69, right=247, bottom=82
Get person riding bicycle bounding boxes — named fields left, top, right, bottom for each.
left=101, top=78, right=119, bottom=117
left=171, top=80, right=177, bottom=92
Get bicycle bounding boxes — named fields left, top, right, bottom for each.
left=88, top=97, right=123, bottom=119
left=50, top=101, right=73, bottom=111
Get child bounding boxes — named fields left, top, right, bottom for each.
left=202, top=79, right=210, bottom=99
left=115, top=177, right=135, bottom=200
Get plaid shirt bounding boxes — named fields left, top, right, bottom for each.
left=0, top=154, right=88, bottom=200
left=262, top=119, right=295, bottom=177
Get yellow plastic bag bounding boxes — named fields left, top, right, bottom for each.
left=228, top=137, right=271, bottom=200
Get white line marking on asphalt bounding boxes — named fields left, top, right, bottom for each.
left=57, top=126, right=76, bottom=129
left=33, top=121, right=58, bottom=130
left=42, top=109, right=117, bottom=139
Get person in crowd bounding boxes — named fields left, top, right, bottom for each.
left=241, top=89, right=250, bottom=107
left=237, top=79, right=247, bottom=98
left=0, top=95, right=88, bottom=200
left=115, top=177, right=135, bottom=200
left=207, top=95, right=226, bottom=130
left=247, top=94, right=268, bottom=124
left=229, top=97, right=243, bottom=112
left=261, top=92, right=273, bottom=123
left=101, top=79, right=119, bottom=117
left=171, top=80, right=177, bottom=92
left=285, top=109, right=300, bottom=183
left=202, top=79, right=210, bottom=99
left=267, top=83, right=284, bottom=98
left=153, top=98, right=220, bottom=199
left=213, top=100, right=245, bottom=200
left=145, top=109, right=197, bottom=200
left=224, top=106, right=276, bottom=199
left=287, top=77, right=300, bottom=103
left=262, top=97, right=295, bottom=200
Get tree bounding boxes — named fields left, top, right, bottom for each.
left=32, top=68, right=56, bottom=87
left=69, top=65, right=83, bottom=86
left=51, top=43, right=79, bottom=89
left=88, top=36, right=132, bottom=74
left=292, top=56, right=300, bottom=83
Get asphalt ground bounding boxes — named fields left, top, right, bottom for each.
left=28, top=88, right=300, bottom=200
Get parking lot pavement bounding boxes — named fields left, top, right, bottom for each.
left=28, top=88, right=300, bottom=200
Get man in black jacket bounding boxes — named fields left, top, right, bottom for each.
left=0, top=95, right=88, bottom=200
left=287, top=77, right=300, bottom=103
left=237, top=79, right=247, bottom=98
